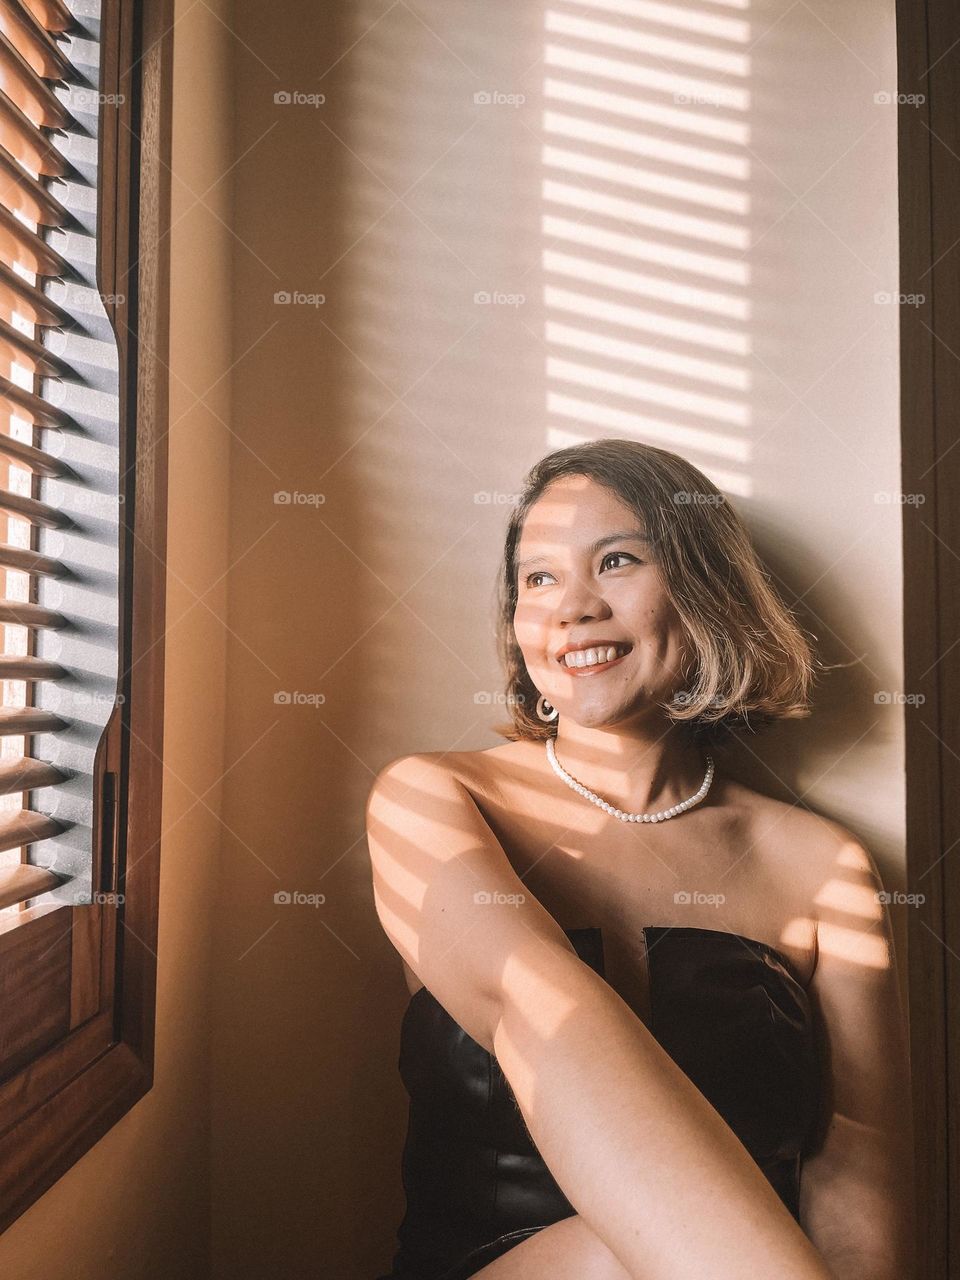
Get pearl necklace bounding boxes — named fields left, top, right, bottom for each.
left=545, top=737, right=715, bottom=823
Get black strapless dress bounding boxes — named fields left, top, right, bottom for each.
left=377, top=925, right=821, bottom=1280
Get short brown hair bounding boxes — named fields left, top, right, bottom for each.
left=494, top=438, right=818, bottom=748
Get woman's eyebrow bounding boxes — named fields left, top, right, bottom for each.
left=517, top=529, right=650, bottom=574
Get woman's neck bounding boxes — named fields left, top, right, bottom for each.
left=550, top=720, right=709, bottom=814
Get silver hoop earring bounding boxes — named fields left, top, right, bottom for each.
left=536, top=694, right=558, bottom=723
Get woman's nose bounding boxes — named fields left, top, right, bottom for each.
left=555, top=577, right=610, bottom=624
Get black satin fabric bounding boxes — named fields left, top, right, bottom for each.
left=377, top=925, right=821, bottom=1280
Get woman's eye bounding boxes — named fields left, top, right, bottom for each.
left=524, top=554, right=638, bottom=588
left=600, top=551, right=638, bottom=571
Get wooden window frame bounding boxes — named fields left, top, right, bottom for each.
left=0, top=0, right=173, bottom=1234
left=898, top=0, right=960, bottom=1276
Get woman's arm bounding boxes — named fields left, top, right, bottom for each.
left=366, top=753, right=835, bottom=1280
left=800, top=839, right=916, bottom=1279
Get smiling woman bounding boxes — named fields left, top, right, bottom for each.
left=367, top=439, right=914, bottom=1280
left=497, top=438, right=816, bottom=751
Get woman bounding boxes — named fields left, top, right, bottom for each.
left=366, top=438, right=914, bottom=1280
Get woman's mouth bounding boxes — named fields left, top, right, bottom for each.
left=556, top=642, right=633, bottom=673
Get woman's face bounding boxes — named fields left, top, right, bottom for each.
left=513, top=474, right=693, bottom=730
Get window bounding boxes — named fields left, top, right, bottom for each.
left=0, top=0, right=172, bottom=1232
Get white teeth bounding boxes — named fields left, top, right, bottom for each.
left=562, top=645, right=623, bottom=668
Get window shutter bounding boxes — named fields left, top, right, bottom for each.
left=0, top=0, right=121, bottom=919
left=0, top=0, right=171, bottom=1234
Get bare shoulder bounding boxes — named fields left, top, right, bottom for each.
left=366, top=744, right=543, bottom=1001
left=724, top=777, right=888, bottom=944
left=364, top=748, right=490, bottom=815
left=370, top=740, right=540, bottom=805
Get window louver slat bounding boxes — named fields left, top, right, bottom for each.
left=0, top=597, right=67, bottom=626
left=0, top=806, right=61, bottom=843
left=0, top=317, right=74, bottom=379
left=0, top=428, right=72, bottom=473
left=0, top=373, right=73, bottom=427
left=0, top=85, right=70, bottom=175
left=0, top=539, right=62, bottom=575
left=0, top=653, right=64, bottom=679
left=0, top=705, right=64, bottom=733
left=0, top=860, right=57, bottom=907
left=0, top=490, right=71, bottom=528
left=0, top=143, right=71, bottom=223
left=0, top=202, right=71, bottom=274
left=16, top=0, right=72, bottom=35
left=0, top=34, right=72, bottom=126
left=0, top=751, right=63, bottom=793
left=0, top=267, right=70, bottom=325
left=0, top=0, right=75, bottom=82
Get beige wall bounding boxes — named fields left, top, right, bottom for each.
left=0, top=2, right=907, bottom=1278
left=214, top=3, right=905, bottom=1279
left=0, top=1, right=232, bottom=1275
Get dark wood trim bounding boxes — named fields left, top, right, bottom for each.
left=0, top=0, right=174, bottom=1235
left=898, top=1, right=958, bottom=1277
